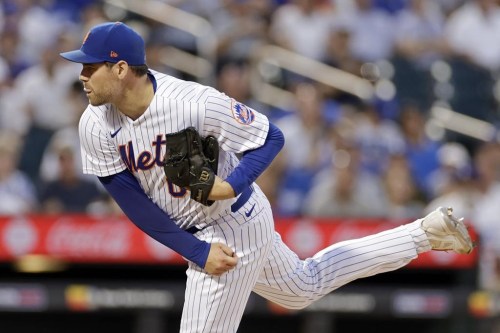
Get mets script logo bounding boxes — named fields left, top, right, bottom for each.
left=231, top=100, right=255, bottom=125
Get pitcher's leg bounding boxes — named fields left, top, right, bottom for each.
left=181, top=260, right=264, bottom=333
left=253, top=222, right=422, bottom=309
left=180, top=195, right=275, bottom=333
left=253, top=207, right=473, bottom=310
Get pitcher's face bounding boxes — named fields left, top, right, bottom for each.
left=79, top=63, right=117, bottom=106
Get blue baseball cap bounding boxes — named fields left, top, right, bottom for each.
left=60, top=22, right=146, bottom=65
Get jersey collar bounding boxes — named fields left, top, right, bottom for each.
left=147, top=70, right=157, bottom=93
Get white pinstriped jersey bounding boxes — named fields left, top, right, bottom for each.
left=78, top=70, right=269, bottom=230
left=77, top=69, right=429, bottom=333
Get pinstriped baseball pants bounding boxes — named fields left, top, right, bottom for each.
left=180, top=187, right=430, bottom=333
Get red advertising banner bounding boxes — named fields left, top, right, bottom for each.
left=0, top=215, right=478, bottom=268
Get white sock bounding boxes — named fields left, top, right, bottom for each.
left=404, top=219, right=432, bottom=254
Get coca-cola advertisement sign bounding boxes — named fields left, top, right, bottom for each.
left=2, top=218, right=38, bottom=256
left=0, top=215, right=478, bottom=268
left=45, top=217, right=130, bottom=258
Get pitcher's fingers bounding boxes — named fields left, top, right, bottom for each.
left=220, top=243, right=236, bottom=258
left=225, top=257, right=238, bottom=268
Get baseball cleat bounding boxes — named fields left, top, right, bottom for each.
left=421, top=207, right=474, bottom=254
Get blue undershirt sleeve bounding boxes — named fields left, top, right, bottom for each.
left=225, top=122, right=285, bottom=195
left=98, top=170, right=210, bottom=268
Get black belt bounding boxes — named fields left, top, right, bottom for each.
left=186, top=186, right=253, bottom=234
left=186, top=225, right=203, bottom=234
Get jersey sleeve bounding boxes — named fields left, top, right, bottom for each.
left=78, top=106, right=127, bottom=177
left=203, top=91, right=269, bottom=153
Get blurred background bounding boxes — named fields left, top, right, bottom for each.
left=0, top=0, right=499, bottom=332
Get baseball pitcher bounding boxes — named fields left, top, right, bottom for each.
left=60, top=22, right=474, bottom=333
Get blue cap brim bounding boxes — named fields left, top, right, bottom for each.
left=59, top=50, right=105, bottom=64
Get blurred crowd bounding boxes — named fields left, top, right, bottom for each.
left=1, top=0, right=500, bottom=289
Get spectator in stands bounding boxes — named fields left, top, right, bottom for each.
left=39, top=115, right=86, bottom=185
left=77, top=2, right=108, bottom=34
left=334, top=0, right=396, bottom=63
left=0, top=30, right=31, bottom=81
left=391, top=0, right=445, bottom=109
left=14, top=32, right=81, bottom=185
left=210, top=0, right=271, bottom=64
left=324, top=19, right=360, bottom=76
left=216, top=60, right=271, bottom=117
left=398, top=102, right=441, bottom=199
left=442, top=0, right=499, bottom=122
left=39, top=128, right=81, bottom=184
left=0, top=28, right=34, bottom=137
left=270, top=0, right=334, bottom=61
left=443, top=0, right=500, bottom=72
left=381, top=154, right=425, bottom=219
left=303, top=123, right=386, bottom=218
left=37, top=77, right=90, bottom=203
left=423, top=142, right=477, bottom=220
left=39, top=144, right=102, bottom=214
left=0, top=131, right=37, bottom=215
left=353, top=100, right=405, bottom=177
left=426, top=141, right=472, bottom=198
left=4, top=0, right=72, bottom=66
left=393, top=0, right=446, bottom=69
left=469, top=142, right=500, bottom=290
left=263, top=82, right=333, bottom=215
left=0, top=74, right=29, bottom=136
